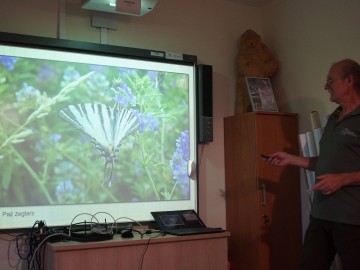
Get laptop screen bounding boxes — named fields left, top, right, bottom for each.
left=151, top=209, right=206, bottom=230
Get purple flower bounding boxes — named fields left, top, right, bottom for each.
left=146, top=70, right=158, bottom=85
left=55, top=180, right=76, bottom=203
left=87, top=72, right=110, bottom=91
left=132, top=110, right=159, bottom=133
left=54, top=162, right=83, bottom=203
left=170, top=130, right=190, bottom=184
left=89, top=65, right=105, bottom=72
left=0, top=56, right=18, bottom=71
left=16, top=83, right=42, bottom=103
left=118, top=67, right=136, bottom=76
left=50, top=133, right=62, bottom=143
left=56, top=180, right=74, bottom=194
left=37, top=64, right=59, bottom=82
left=113, top=82, right=136, bottom=107
left=61, top=67, right=80, bottom=87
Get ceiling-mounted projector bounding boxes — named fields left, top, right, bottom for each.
left=82, top=0, right=159, bottom=16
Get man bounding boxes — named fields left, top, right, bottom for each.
left=267, top=59, right=360, bottom=270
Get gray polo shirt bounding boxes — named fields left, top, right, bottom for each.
left=311, top=106, right=360, bottom=225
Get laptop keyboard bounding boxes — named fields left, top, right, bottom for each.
left=164, top=227, right=224, bottom=236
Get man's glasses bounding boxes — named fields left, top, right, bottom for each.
left=326, top=78, right=339, bottom=85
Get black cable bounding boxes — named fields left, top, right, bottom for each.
left=14, top=223, right=33, bottom=270
left=28, top=233, right=69, bottom=270
left=13, top=220, right=55, bottom=270
left=137, top=233, right=162, bottom=270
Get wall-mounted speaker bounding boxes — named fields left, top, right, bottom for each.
left=196, top=64, right=213, bottom=144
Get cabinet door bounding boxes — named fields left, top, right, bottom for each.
left=224, top=114, right=261, bottom=270
left=255, top=113, right=302, bottom=270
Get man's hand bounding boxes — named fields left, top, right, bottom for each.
left=313, top=172, right=357, bottom=195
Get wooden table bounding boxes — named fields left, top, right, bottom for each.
left=44, top=231, right=230, bottom=270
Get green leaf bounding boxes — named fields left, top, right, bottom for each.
left=2, top=164, right=13, bottom=190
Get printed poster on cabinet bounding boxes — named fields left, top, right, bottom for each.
left=246, top=77, right=278, bottom=112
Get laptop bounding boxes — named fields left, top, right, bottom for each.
left=151, top=209, right=225, bottom=236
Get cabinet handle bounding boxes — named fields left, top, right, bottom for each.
left=261, top=183, right=266, bottom=206
left=262, top=214, right=270, bottom=225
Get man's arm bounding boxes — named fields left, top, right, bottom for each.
left=313, top=171, right=360, bottom=195
left=267, top=151, right=318, bottom=171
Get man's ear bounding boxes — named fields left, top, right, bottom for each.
left=346, top=74, right=355, bottom=86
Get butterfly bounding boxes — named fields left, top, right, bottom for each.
left=58, top=103, right=139, bottom=187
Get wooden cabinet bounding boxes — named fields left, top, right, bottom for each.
left=44, top=232, right=230, bottom=270
left=224, top=112, right=302, bottom=270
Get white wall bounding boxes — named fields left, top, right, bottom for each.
left=263, top=0, right=360, bottom=131
left=0, top=1, right=261, bottom=269
left=262, top=0, right=360, bottom=235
